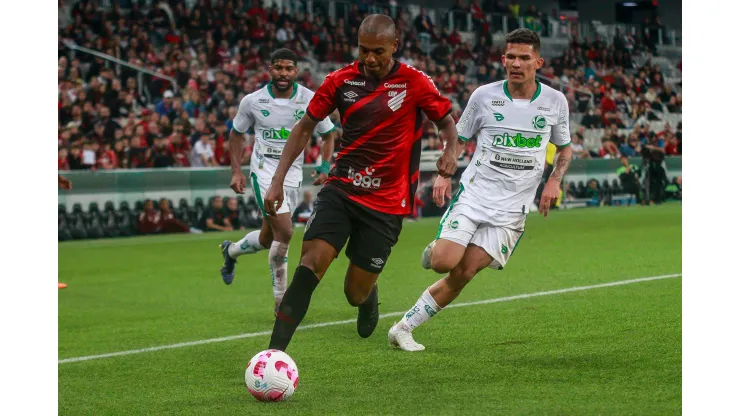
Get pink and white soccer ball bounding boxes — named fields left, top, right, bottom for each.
left=245, top=349, right=299, bottom=402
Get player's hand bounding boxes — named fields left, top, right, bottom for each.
left=539, top=179, right=560, bottom=218
left=264, top=181, right=284, bottom=217
left=312, top=171, right=329, bottom=185
left=229, top=172, right=247, bottom=194
left=433, top=175, right=452, bottom=207
left=58, top=175, right=72, bottom=190
left=436, top=150, right=457, bottom=178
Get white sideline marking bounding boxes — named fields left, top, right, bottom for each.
left=58, top=273, right=681, bottom=365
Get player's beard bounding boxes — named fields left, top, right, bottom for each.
left=273, top=78, right=293, bottom=92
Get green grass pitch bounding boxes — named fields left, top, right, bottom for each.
left=59, top=204, right=681, bottom=415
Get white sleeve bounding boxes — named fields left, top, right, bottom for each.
left=316, top=116, right=336, bottom=135
left=232, top=95, right=254, bottom=134
left=550, top=93, right=571, bottom=147
left=455, top=88, right=484, bottom=142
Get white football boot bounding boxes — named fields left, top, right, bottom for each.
left=420, top=240, right=436, bottom=270
left=388, top=321, right=425, bottom=352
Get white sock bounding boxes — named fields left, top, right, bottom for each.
left=228, top=230, right=265, bottom=258
left=269, top=241, right=289, bottom=306
left=401, top=288, right=442, bottom=330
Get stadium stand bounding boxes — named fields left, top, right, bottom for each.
left=58, top=0, right=681, bottom=239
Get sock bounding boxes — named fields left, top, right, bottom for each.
left=269, top=265, right=320, bottom=351
left=269, top=241, right=289, bottom=306
left=228, top=230, right=265, bottom=258
left=401, top=288, right=442, bottom=331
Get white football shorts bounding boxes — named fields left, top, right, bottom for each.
left=250, top=172, right=300, bottom=216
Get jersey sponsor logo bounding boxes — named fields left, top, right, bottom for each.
left=490, top=152, right=536, bottom=171
left=532, top=115, right=547, bottom=130
left=384, top=83, right=407, bottom=89
left=293, top=110, right=305, bottom=121
left=388, top=91, right=398, bottom=97
left=258, top=98, right=270, bottom=104
left=493, top=132, right=543, bottom=149
left=344, top=79, right=366, bottom=86
left=343, top=91, right=358, bottom=102
left=263, top=127, right=291, bottom=140
left=388, top=90, right=406, bottom=112
left=493, top=112, right=504, bottom=121
left=492, top=100, right=505, bottom=106
left=347, top=166, right=381, bottom=189
left=260, top=110, right=270, bottom=117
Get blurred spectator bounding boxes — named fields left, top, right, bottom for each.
left=292, top=191, right=314, bottom=224
left=191, top=134, right=216, bottom=167
left=224, top=198, right=246, bottom=230
left=617, top=156, right=642, bottom=204
left=203, top=196, right=233, bottom=232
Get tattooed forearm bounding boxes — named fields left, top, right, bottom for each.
left=550, top=145, right=573, bottom=183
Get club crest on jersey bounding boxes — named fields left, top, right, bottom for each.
left=293, top=110, right=305, bottom=121
left=260, top=110, right=270, bottom=117
left=532, top=115, right=547, bottom=130
left=388, top=90, right=406, bottom=112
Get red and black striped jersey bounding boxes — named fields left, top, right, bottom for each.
left=306, top=61, right=452, bottom=215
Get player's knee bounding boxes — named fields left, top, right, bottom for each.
left=273, top=228, right=293, bottom=244
left=344, top=287, right=368, bottom=307
left=430, top=255, right=456, bottom=274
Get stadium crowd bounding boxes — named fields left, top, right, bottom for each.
left=58, top=0, right=681, bottom=172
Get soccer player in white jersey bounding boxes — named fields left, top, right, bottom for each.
left=220, top=49, right=337, bottom=314
left=389, top=29, right=574, bottom=351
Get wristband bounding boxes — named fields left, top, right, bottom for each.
left=315, top=161, right=331, bottom=175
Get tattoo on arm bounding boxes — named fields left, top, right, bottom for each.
left=550, top=147, right=573, bottom=183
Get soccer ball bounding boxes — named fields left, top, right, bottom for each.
left=245, top=349, right=299, bottom=402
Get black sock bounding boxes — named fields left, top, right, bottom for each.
left=268, top=265, right=320, bottom=351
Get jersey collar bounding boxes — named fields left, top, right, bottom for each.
left=503, top=80, right=541, bottom=103
left=267, top=82, right=299, bottom=100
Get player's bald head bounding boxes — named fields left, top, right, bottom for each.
left=358, top=14, right=396, bottom=41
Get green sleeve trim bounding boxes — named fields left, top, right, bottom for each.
left=250, top=172, right=266, bottom=216
left=436, top=184, right=464, bottom=239
left=232, top=126, right=247, bottom=135
left=555, top=141, right=571, bottom=149
left=458, top=135, right=470, bottom=142
left=319, top=125, right=336, bottom=136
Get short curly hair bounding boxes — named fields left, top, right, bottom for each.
left=505, top=28, right=541, bottom=53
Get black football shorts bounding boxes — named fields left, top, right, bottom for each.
left=303, top=185, right=404, bottom=273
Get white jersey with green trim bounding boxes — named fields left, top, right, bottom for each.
left=455, top=80, right=571, bottom=214
left=233, top=82, right=335, bottom=188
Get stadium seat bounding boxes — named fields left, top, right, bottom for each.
left=611, top=179, right=621, bottom=193
left=194, top=198, right=205, bottom=209
left=89, top=202, right=100, bottom=213
left=577, top=181, right=586, bottom=198
left=104, top=201, right=115, bottom=213
left=602, top=180, right=611, bottom=196
left=134, top=200, right=145, bottom=212
left=119, top=201, right=131, bottom=212
left=72, top=203, right=83, bottom=214
left=59, top=204, right=66, bottom=214
left=179, top=198, right=189, bottom=210
left=58, top=227, right=72, bottom=242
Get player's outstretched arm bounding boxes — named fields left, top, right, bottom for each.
left=540, top=145, right=573, bottom=217
left=434, top=114, right=459, bottom=178
left=264, top=115, right=319, bottom=216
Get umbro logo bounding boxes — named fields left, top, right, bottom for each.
left=492, top=100, right=505, bottom=106
left=344, top=91, right=358, bottom=98
left=388, top=90, right=406, bottom=112
left=371, top=258, right=385, bottom=268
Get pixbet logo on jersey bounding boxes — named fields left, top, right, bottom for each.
left=347, top=166, right=381, bottom=189
left=492, top=132, right=543, bottom=149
